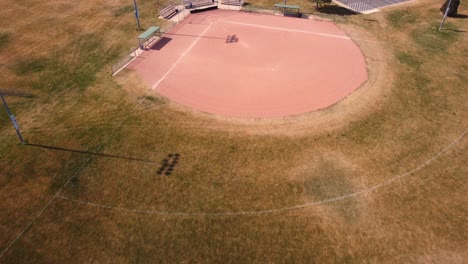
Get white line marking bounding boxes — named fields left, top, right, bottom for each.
left=111, top=48, right=143, bottom=77
left=152, top=23, right=214, bottom=90
left=0, top=156, right=99, bottom=258
left=112, top=59, right=135, bottom=77
left=57, top=127, right=467, bottom=216
left=220, top=20, right=352, bottom=40
left=0, top=99, right=148, bottom=259
left=0, top=160, right=92, bottom=258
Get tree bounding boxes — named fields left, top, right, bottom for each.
left=440, top=0, right=460, bottom=17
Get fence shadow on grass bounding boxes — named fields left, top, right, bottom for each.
left=26, top=143, right=157, bottom=163
left=157, top=153, right=180, bottom=176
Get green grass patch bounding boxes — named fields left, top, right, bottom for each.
left=303, top=159, right=355, bottom=200
left=341, top=109, right=388, bottom=145
left=138, top=95, right=165, bottom=104
left=391, top=69, right=432, bottom=111
left=302, top=158, right=359, bottom=221
left=396, top=52, right=421, bottom=68
left=386, top=10, right=417, bottom=29
left=0, top=32, right=11, bottom=49
left=30, top=33, right=120, bottom=92
left=142, top=95, right=156, bottom=102
left=411, top=22, right=458, bottom=53
left=11, top=57, right=49, bottom=75
left=113, top=5, right=133, bottom=17
left=457, top=64, right=468, bottom=82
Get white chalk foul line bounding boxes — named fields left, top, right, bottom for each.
left=0, top=99, right=149, bottom=259
left=219, top=20, right=352, bottom=40
left=0, top=156, right=96, bottom=258
left=152, top=22, right=214, bottom=90
left=57, top=127, right=467, bottom=217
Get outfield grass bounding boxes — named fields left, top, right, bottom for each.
left=0, top=0, right=467, bottom=262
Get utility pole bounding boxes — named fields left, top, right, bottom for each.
left=439, top=0, right=453, bottom=31
left=133, top=0, right=141, bottom=31
left=1, top=93, right=25, bottom=144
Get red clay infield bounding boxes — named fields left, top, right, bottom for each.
left=130, top=10, right=368, bottom=118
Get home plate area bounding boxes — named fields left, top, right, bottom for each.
left=335, top=0, right=412, bottom=13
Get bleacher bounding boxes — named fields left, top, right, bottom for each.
left=159, top=4, right=179, bottom=19
left=220, top=0, right=244, bottom=6
left=183, top=0, right=217, bottom=9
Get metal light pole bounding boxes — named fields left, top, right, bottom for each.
left=1, top=94, right=25, bottom=144
left=133, top=0, right=141, bottom=31
left=439, top=0, right=453, bottom=31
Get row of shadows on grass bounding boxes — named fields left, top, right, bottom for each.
left=157, top=153, right=180, bottom=176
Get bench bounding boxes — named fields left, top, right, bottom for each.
left=274, top=4, right=301, bottom=17
left=159, top=4, right=179, bottom=19
left=184, top=0, right=216, bottom=9
left=137, top=26, right=161, bottom=49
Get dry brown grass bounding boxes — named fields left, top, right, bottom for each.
left=0, top=0, right=467, bottom=262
